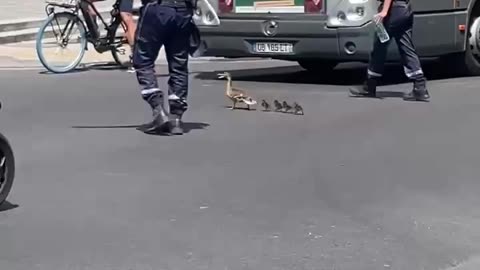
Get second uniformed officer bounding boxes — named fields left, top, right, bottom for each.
left=133, top=0, right=196, bottom=135
left=349, top=0, right=430, bottom=102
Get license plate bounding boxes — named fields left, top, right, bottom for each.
left=254, top=42, right=293, bottom=53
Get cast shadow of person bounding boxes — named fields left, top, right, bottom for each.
left=38, top=62, right=131, bottom=75
left=72, top=122, right=210, bottom=135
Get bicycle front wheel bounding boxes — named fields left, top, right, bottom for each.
left=36, top=12, right=87, bottom=73
left=110, top=21, right=133, bottom=69
left=0, top=132, right=15, bottom=205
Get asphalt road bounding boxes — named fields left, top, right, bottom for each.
left=1, top=60, right=480, bottom=270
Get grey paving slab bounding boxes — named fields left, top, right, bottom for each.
left=1, top=0, right=142, bottom=21
left=0, top=61, right=479, bottom=270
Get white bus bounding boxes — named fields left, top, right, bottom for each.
left=197, top=0, right=480, bottom=76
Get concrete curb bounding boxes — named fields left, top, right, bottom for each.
left=0, top=4, right=236, bottom=63
left=0, top=17, right=46, bottom=33
left=0, top=5, right=141, bottom=44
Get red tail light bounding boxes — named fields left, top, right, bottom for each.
left=219, top=0, right=233, bottom=13
left=304, top=0, right=322, bottom=13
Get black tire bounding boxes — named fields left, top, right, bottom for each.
left=110, top=21, right=132, bottom=69
left=36, top=12, right=87, bottom=73
left=0, top=132, right=15, bottom=205
left=443, top=14, right=480, bottom=76
left=298, top=60, right=338, bottom=73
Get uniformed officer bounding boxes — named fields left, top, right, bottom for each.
left=349, top=0, right=430, bottom=102
left=133, top=0, right=196, bottom=135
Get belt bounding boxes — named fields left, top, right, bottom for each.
left=158, top=0, right=192, bottom=7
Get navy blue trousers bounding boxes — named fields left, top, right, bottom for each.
left=133, top=1, right=193, bottom=116
left=368, top=1, right=425, bottom=83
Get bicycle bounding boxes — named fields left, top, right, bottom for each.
left=0, top=102, right=15, bottom=205
left=36, top=0, right=133, bottom=73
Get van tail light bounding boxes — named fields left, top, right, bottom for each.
left=305, top=0, right=323, bottom=13
left=219, top=0, right=233, bottom=13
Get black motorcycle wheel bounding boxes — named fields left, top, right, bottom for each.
left=0, top=132, right=15, bottom=205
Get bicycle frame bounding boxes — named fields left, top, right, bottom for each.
left=43, top=1, right=78, bottom=41
left=44, top=0, right=123, bottom=44
left=39, top=0, right=131, bottom=70
left=81, top=0, right=124, bottom=41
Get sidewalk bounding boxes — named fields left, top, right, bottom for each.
left=0, top=1, right=144, bottom=44
left=0, top=39, right=191, bottom=69
left=0, top=39, right=140, bottom=69
left=0, top=0, right=142, bottom=21
left=0, top=39, right=243, bottom=70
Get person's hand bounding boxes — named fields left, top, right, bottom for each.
left=374, top=11, right=388, bottom=24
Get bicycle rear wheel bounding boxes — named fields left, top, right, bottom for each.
left=0, top=132, right=15, bottom=205
left=110, top=21, right=133, bottom=69
left=36, top=12, right=87, bottom=73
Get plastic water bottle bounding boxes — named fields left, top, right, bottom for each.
left=375, top=21, right=390, bottom=43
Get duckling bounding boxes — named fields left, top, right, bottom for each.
left=217, top=72, right=257, bottom=110
left=282, top=101, right=292, bottom=113
left=261, top=99, right=270, bottom=111
left=273, top=100, right=283, bottom=112
left=293, top=102, right=304, bottom=115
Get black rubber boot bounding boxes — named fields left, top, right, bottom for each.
left=403, top=79, right=430, bottom=102
left=137, top=94, right=171, bottom=134
left=167, top=99, right=187, bottom=135
left=349, top=78, right=377, bottom=98
left=168, top=115, right=184, bottom=135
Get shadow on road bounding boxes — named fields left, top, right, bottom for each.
left=38, top=62, right=129, bottom=75
left=139, top=122, right=211, bottom=136
left=80, top=62, right=130, bottom=72
left=194, top=60, right=464, bottom=86
left=0, top=201, right=19, bottom=213
left=72, top=122, right=210, bottom=134
left=72, top=124, right=141, bottom=129
left=349, top=91, right=406, bottom=99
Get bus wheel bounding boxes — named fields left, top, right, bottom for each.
left=298, top=60, right=338, bottom=73
left=466, top=15, right=480, bottom=75
left=445, top=14, right=480, bottom=76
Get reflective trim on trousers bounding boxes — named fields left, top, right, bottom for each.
left=169, top=94, right=180, bottom=100
left=141, top=90, right=184, bottom=101
left=368, top=69, right=383, bottom=77
left=141, top=88, right=160, bottom=96
left=404, top=67, right=424, bottom=79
